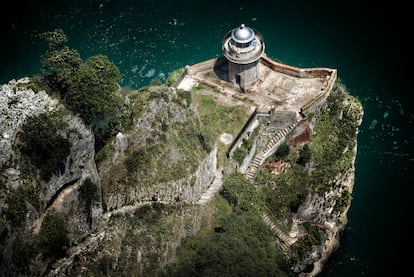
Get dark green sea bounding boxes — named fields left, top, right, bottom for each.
left=1, top=1, right=412, bottom=276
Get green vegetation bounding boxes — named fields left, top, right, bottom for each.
left=167, top=174, right=291, bottom=276
left=6, top=179, right=41, bottom=226
left=75, top=203, right=181, bottom=276
left=232, top=126, right=261, bottom=166
left=12, top=233, right=39, bottom=271
left=79, top=178, right=99, bottom=207
left=40, top=29, right=130, bottom=152
left=38, top=210, right=70, bottom=258
left=221, top=172, right=264, bottom=212
left=170, top=210, right=291, bottom=276
left=232, top=147, right=245, bottom=166
left=290, top=223, right=323, bottom=261
left=260, top=165, right=308, bottom=220
left=125, top=147, right=157, bottom=175
left=307, top=88, right=361, bottom=193
left=192, top=92, right=249, bottom=165
left=176, top=89, right=192, bottom=107
left=333, top=191, right=352, bottom=215
left=98, top=86, right=206, bottom=193
left=11, top=210, right=70, bottom=271
left=166, top=67, right=185, bottom=86
left=297, top=143, right=311, bottom=165
left=274, top=142, right=290, bottom=160
left=232, top=136, right=254, bottom=166
left=19, top=112, right=72, bottom=181
left=257, top=85, right=362, bottom=220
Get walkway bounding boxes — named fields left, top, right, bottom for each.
left=197, top=168, right=223, bottom=205
left=245, top=123, right=297, bottom=181
left=261, top=213, right=298, bottom=253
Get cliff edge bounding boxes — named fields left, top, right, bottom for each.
left=0, top=70, right=362, bottom=276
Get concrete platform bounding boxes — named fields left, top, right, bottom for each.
left=176, top=56, right=336, bottom=116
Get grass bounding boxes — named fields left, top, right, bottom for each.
left=166, top=67, right=185, bottom=86
left=192, top=92, right=250, bottom=167
left=99, top=86, right=207, bottom=200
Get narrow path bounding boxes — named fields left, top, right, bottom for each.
left=49, top=168, right=224, bottom=275
left=197, top=168, right=223, bottom=205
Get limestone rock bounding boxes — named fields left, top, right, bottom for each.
left=0, top=78, right=102, bottom=276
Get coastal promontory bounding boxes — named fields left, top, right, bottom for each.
left=0, top=27, right=363, bottom=276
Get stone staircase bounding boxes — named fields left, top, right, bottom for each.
left=245, top=123, right=296, bottom=181
left=261, top=213, right=297, bottom=253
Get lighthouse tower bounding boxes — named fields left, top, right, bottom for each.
left=222, top=24, right=265, bottom=91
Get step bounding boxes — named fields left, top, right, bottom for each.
left=279, top=242, right=289, bottom=252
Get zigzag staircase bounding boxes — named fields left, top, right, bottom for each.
left=260, top=213, right=298, bottom=253
left=245, top=123, right=296, bottom=181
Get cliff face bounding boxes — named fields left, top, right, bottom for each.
left=0, top=78, right=102, bottom=276
left=290, top=86, right=364, bottom=276
left=0, top=76, right=362, bottom=276
left=0, top=79, right=224, bottom=276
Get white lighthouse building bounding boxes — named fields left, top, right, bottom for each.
left=222, top=24, right=265, bottom=91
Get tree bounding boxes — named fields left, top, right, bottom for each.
left=41, top=29, right=82, bottom=89
left=39, top=210, right=70, bottom=258
left=40, top=29, right=128, bottom=152
left=40, top=29, right=68, bottom=50
left=298, top=144, right=311, bottom=165
left=19, top=113, right=72, bottom=181
left=274, top=142, right=290, bottom=159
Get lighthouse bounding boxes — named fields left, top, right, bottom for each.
left=222, top=24, right=265, bottom=91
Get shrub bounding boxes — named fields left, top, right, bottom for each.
left=12, top=233, right=39, bottom=270
left=6, top=179, right=41, bottom=227
left=274, top=142, right=290, bottom=160
left=166, top=67, right=185, bottom=86
left=39, top=210, right=70, bottom=258
left=80, top=178, right=98, bottom=207
left=125, top=148, right=154, bottom=174
left=41, top=29, right=128, bottom=153
left=297, top=144, right=311, bottom=165
left=170, top=205, right=290, bottom=276
left=333, top=191, right=352, bottom=215
left=232, top=148, right=245, bottom=166
left=222, top=172, right=264, bottom=212
left=177, top=89, right=192, bottom=107
left=19, top=113, right=72, bottom=181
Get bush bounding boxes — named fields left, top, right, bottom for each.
left=19, top=113, right=72, bottom=181
left=297, top=144, right=311, bottom=165
left=333, top=191, right=352, bottom=215
left=166, top=68, right=185, bottom=86
left=274, top=142, right=290, bottom=160
left=41, top=29, right=128, bottom=153
left=80, top=178, right=98, bottom=207
left=6, top=179, right=40, bottom=226
left=232, top=148, right=245, bottom=166
left=125, top=147, right=155, bottom=174
left=291, top=223, right=322, bottom=261
left=39, top=210, right=69, bottom=258
left=222, top=172, right=264, bottom=212
left=170, top=206, right=290, bottom=276
left=12, top=233, right=39, bottom=270
left=177, top=89, right=192, bottom=107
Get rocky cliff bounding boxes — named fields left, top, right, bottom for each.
left=0, top=76, right=362, bottom=276
left=0, top=78, right=102, bottom=275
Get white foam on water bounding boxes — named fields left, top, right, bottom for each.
left=144, top=69, right=155, bottom=78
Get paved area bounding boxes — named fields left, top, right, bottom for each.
left=179, top=61, right=328, bottom=114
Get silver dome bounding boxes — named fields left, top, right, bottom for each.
left=231, top=24, right=255, bottom=44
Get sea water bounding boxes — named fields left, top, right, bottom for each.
left=1, top=1, right=412, bottom=276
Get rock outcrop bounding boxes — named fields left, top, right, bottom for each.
left=0, top=78, right=102, bottom=276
